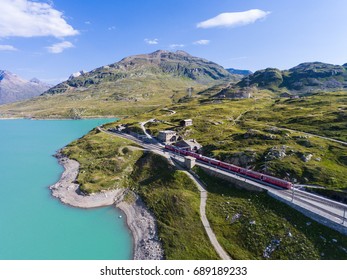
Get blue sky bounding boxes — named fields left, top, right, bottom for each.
left=1, top=0, right=347, bottom=84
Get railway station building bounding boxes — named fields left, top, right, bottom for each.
left=158, top=130, right=177, bottom=143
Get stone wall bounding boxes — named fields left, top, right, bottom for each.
left=268, top=192, right=347, bottom=235
left=199, top=165, right=347, bottom=235
left=198, top=166, right=263, bottom=193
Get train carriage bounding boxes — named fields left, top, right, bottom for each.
left=261, top=175, right=292, bottom=189
left=219, top=162, right=230, bottom=170
left=164, top=144, right=292, bottom=189
left=228, top=164, right=240, bottom=173
left=242, top=169, right=263, bottom=180
left=199, top=156, right=210, bottom=163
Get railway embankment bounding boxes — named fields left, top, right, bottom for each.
left=196, top=164, right=347, bottom=236
left=268, top=192, right=347, bottom=236
left=198, top=165, right=264, bottom=193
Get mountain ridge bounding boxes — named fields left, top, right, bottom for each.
left=236, top=61, right=347, bottom=93
left=44, top=50, right=236, bottom=96
left=0, top=50, right=237, bottom=118
left=0, top=70, right=51, bottom=105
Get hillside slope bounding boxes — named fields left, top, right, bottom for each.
left=0, top=50, right=237, bottom=118
left=237, top=62, right=347, bottom=93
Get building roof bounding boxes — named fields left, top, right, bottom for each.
left=158, top=130, right=176, bottom=134
left=175, top=139, right=201, bottom=149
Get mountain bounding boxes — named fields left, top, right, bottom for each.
left=237, top=62, right=347, bottom=93
left=0, top=50, right=238, bottom=118
left=68, top=70, right=85, bottom=80
left=226, top=68, right=252, bottom=76
left=0, top=70, right=51, bottom=105
left=45, top=50, right=235, bottom=95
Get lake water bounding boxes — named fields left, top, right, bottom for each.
left=0, top=119, right=132, bottom=260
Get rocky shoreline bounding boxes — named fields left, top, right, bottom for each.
left=49, top=151, right=164, bottom=260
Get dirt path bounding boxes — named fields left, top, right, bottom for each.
left=183, top=171, right=231, bottom=260
left=139, top=119, right=154, bottom=139
left=99, top=128, right=231, bottom=259
left=281, top=126, right=347, bottom=146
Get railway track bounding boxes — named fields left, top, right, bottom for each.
left=101, top=128, right=347, bottom=228
left=280, top=189, right=346, bottom=222
left=191, top=159, right=347, bottom=225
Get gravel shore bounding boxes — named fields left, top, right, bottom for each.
left=49, top=151, right=164, bottom=260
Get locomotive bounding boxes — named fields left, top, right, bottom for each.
left=165, top=145, right=292, bottom=189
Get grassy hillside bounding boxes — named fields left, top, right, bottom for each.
left=129, top=153, right=219, bottom=259
left=62, top=129, right=143, bottom=194
left=243, top=91, right=347, bottom=141
left=62, top=130, right=218, bottom=259
left=114, top=89, right=347, bottom=195
left=195, top=167, right=347, bottom=260
left=0, top=50, right=235, bottom=119
left=60, top=128, right=347, bottom=259
left=0, top=75, right=207, bottom=119
left=237, top=62, right=347, bottom=93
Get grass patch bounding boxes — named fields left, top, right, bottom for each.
left=114, top=90, right=347, bottom=192
left=62, top=130, right=219, bottom=259
left=62, top=129, right=143, bottom=194
left=130, top=152, right=219, bottom=259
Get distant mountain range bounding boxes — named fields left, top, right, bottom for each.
left=0, top=70, right=51, bottom=105
left=237, top=62, right=347, bottom=93
left=1, top=50, right=347, bottom=118
left=45, top=50, right=236, bottom=96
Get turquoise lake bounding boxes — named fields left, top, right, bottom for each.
left=0, top=119, right=132, bottom=260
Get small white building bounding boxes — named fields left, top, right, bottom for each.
left=158, top=130, right=177, bottom=143
left=180, top=119, right=193, bottom=127
left=175, top=139, right=201, bottom=152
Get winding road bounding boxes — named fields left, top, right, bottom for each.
left=139, top=119, right=154, bottom=139
left=262, top=124, right=347, bottom=146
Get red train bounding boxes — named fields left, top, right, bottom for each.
left=165, top=145, right=292, bottom=189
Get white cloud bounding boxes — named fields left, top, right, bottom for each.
left=169, top=44, right=185, bottom=49
left=85, top=21, right=91, bottom=25
left=197, top=9, right=270, bottom=29
left=46, top=41, right=74, bottom=54
left=0, top=0, right=79, bottom=38
left=144, top=38, right=159, bottom=45
left=108, top=26, right=116, bottom=31
left=0, top=44, right=18, bottom=51
left=193, top=39, right=210, bottom=45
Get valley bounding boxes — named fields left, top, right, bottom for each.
left=1, top=50, right=346, bottom=260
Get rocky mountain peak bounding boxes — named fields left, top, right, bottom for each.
left=174, top=50, right=191, bottom=56
left=45, top=50, right=235, bottom=96
left=0, top=70, right=52, bottom=104
left=149, top=49, right=170, bottom=56
left=236, top=61, right=347, bottom=93
left=30, top=78, right=41, bottom=84
left=68, top=70, right=85, bottom=80
left=0, top=70, right=11, bottom=81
